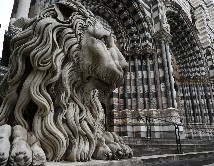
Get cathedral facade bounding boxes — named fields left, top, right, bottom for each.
left=3, top=0, right=214, bottom=138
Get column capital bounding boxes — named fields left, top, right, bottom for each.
left=153, top=23, right=172, bottom=43
left=141, top=45, right=156, bottom=56
left=121, top=45, right=156, bottom=57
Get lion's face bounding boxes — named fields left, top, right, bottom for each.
left=79, top=22, right=128, bottom=91
left=0, top=1, right=131, bottom=162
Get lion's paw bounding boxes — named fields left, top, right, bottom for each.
left=9, top=138, right=32, bottom=166
left=93, top=136, right=112, bottom=160
left=0, top=138, right=10, bottom=166
left=0, top=124, right=11, bottom=166
left=120, top=144, right=133, bottom=159
left=31, top=143, right=46, bottom=166
left=102, top=132, right=123, bottom=160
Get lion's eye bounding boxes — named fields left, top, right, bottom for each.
left=100, top=36, right=108, bottom=46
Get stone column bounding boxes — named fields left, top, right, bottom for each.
left=186, top=84, right=193, bottom=123
left=154, top=51, right=162, bottom=110
left=204, top=83, right=213, bottom=124
left=165, top=43, right=177, bottom=108
left=196, top=83, right=204, bottom=123
left=194, top=84, right=201, bottom=123
left=140, top=56, right=145, bottom=110
left=181, top=84, right=189, bottom=124
left=123, top=75, right=128, bottom=110
left=129, top=56, right=133, bottom=110
left=161, top=41, right=172, bottom=108
left=201, top=83, right=209, bottom=124
left=189, top=84, right=197, bottom=123
left=15, top=0, right=32, bottom=19
left=153, top=24, right=173, bottom=109
left=146, top=54, right=152, bottom=109
left=134, top=56, right=141, bottom=109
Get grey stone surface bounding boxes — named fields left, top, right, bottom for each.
left=0, top=0, right=130, bottom=165
left=46, top=151, right=214, bottom=166
left=47, top=158, right=143, bottom=166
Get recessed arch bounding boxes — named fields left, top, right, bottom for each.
left=79, top=0, right=154, bottom=52
left=166, top=10, right=206, bottom=79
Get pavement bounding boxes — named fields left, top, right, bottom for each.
left=46, top=151, right=214, bottom=166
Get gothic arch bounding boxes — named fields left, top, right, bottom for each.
left=163, top=3, right=214, bottom=125
left=166, top=11, right=206, bottom=79
left=79, top=0, right=154, bottom=51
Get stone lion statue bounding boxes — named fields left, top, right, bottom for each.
left=0, top=1, right=132, bottom=165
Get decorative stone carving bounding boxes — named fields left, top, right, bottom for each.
left=0, top=125, right=11, bottom=166
left=0, top=0, right=132, bottom=165
left=153, top=23, right=172, bottom=43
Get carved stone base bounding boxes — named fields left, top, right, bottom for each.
left=110, top=108, right=186, bottom=139
left=0, top=125, right=46, bottom=166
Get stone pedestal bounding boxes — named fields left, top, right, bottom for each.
left=110, top=108, right=185, bottom=139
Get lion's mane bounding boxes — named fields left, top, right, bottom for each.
left=0, top=1, right=104, bottom=161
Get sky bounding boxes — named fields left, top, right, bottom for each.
left=0, top=0, right=14, bottom=58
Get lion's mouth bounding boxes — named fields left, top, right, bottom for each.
left=82, top=66, right=125, bottom=93
left=86, top=76, right=118, bottom=91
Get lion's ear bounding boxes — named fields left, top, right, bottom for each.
left=55, top=3, right=75, bottom=22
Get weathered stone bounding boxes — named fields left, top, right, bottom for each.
left=0, top=0, right=131, bottom=165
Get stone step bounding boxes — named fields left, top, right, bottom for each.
left=123, top=137, right=214, bottom=157
left=140, top=151, right=214, bottom=166
left=129, top=143, right=214, bottom=148
left=46, top=151, right=214, bottom=166
left=132, top=146, right=214, bottom=156
left=129, top=143, right=214, bottom=156
left=123, top=138, right=214, bottom=145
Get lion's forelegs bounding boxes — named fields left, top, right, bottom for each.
left=9, top=125, right=33, bottom=166
left=28, top=132, right=46, bottom=165
left=0, top=124, right=11, bottom=166
left=92, top=131, right=112, bottom=160
left=10, top=125, right=47, bottom=165
left=111, top=132, right=133, bottom=158
left=97, top=132, right=124, bottom=160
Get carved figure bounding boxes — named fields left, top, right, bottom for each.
left=0, top=0, right=131, bottom=165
